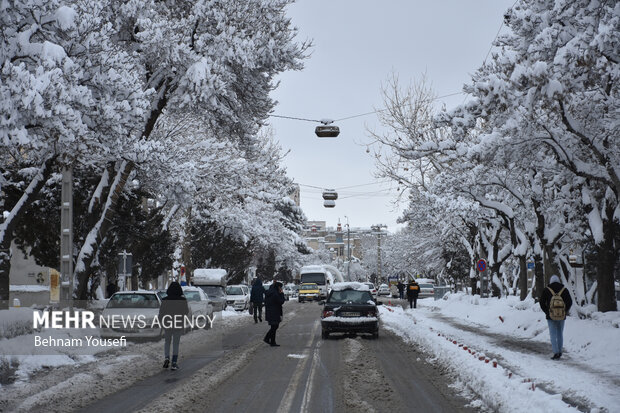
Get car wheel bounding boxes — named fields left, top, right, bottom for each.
left=321, top=329, right=329, bottom=339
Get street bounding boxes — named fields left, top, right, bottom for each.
left=5, top=300, right=477, bottom=413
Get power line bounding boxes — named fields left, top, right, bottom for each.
left=270, top=91, right=465, bottom=125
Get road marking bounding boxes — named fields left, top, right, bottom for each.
left=300, top=339, right=322, bottom=413
left=276, top=320, right=319, bottom=413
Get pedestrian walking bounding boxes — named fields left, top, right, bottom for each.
left=250, top=277, right=266, bottom=323
left=263, top=281, right=285, bottom=347
left=406, top=279, right=419, bottom=309
left=540, top=275, right=572, bottom=360
left=397, top=281, right=405, bottom=300
left=159, top=282, right=189, bottom=370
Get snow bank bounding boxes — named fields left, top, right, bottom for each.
left=379, top=293, right=620, bottom=412
left=0, top=308, right=38, bottom=339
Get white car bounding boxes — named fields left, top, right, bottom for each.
left=377, top=284, right=390, bottom=296
left=182, top=286, right=214, bottom=328
left=363, top=282, right=378, bottom=298
left=283, top=284, right=297, bottom=300
left=225, top=285, right=250, bottom=311
left=100, top=291, right=162, bottom=339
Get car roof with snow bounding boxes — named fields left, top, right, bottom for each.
left=331, top=282, right=371, bottom=291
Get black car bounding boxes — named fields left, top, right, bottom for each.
left=320, top=285, right=381, bottom=339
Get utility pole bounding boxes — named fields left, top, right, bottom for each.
left=371, top=224, right=387, bottom=285
left=60, top=167, right=73, bottom=310
left=345, top=216, right=351, bottom=281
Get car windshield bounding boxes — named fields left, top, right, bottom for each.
left=198, top=285, right=226, bottom=298
left=184, top=291, right=201, bottom=301
left=156, top=291, right=167, bottom=299
left=364, top=283, right=375, bottom=289
left=300, top=284, right=318, bottom=290
left=107, top=293, right=159, bottom=309
left=226, top=286, right=244, bottom=295
left=301, top=273, right=326, bottom=285
left=328, top=290, right=374, bottom=304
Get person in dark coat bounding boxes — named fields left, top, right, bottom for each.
left=540, top=275, right=572, bottom=360
left=397, top=281, right=405, bottom=300
left=106, top=280, right=118, bottom=298
left=406, top=279, right=420, bottom=309
left=263, top=282, right=285, bottom=347
left=250, top=278, right=266, bottom=323
left=158, top=282, right=189, bottom=370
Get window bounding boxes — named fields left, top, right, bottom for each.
left=328, top=290, right=373, bottom=304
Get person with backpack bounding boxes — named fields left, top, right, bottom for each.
left=159, top=282, right=189, bottom=370
left=250, top=278, right=266, bottom=323
left=406, top=279, right=420, bottom=309
left=540, top=275, right=572, bottom=360
left=397, top=281, right=405, bottom=300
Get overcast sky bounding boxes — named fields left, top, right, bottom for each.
left=269, top=0, right=516, bottom=232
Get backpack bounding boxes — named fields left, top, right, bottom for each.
left=548, top=287, right=566, bottom=320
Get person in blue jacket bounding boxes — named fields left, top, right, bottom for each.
left=250, top=278, right=266, bottom=323
left=263, top=282, right=285, bottom=347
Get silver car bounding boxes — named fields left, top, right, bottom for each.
left=418, top=283, right=435, bottom=299
left=100, top=291, right=162, bottom=339
left=183, top=286, right=214, bottom=328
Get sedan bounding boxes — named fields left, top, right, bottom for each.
left=362, top=282, right=378, bottom=298
left=377, top=284, right=390, bottom=296
left=183, top=286, right=214, bottom=328
left=418, top=283, right=435, bottom=299
left=225, top=285, right=250, bottom=311
left=321, top=282, right=380, bottom=339
left=100, top=291, right=162, bottom=339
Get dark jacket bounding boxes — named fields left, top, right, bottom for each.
left=540, top=281, right=572, bottom=320
left=397, top=282, right=405, bottom=293
left=250, top=279, right=266, bottom=303
left=264, top=283, right=285, bottom=325
left=159, top=282, right=189, bottom=329
left=406, top=281, right=419, bottom=299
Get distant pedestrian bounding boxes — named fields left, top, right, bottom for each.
left=106, top=280, right=118, bottom=299
left=540, top=275, right=572, bottom=360
left=406, top=279, right=419, bottom=309
left=159, top=282, right=189, bottom=370
left=251, top=278, right=266, bottom=323
left=264, top=281, right=285, bottom=347
left=397, top=281, right=405, bottom=300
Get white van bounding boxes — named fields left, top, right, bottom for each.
left=191, top=268, right=227, bottom=311
left=300, top=265, right=333, bottom=299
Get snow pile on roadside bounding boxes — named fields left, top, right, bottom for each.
left=379, top=294, right=620, bottom=412
left=0, top=308, right=38, bottom=339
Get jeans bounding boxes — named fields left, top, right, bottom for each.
left=264, top=323, right=279, bottom=344
left=547, top=319, right=565, bottom=355
left=253, top=302, right=263, bottom=322
left=164, top=328, right=182, bottom=363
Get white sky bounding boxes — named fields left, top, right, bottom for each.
left=269, top=0, right=516, bottom=232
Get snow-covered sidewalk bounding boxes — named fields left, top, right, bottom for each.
left=379, top=293, right=620, bottom=413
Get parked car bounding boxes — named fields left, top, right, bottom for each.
left=298, top=283, right=320, bottom=302
left=377, top=284, right=390, bottom=296
left=362, top=282, right=378, bottom=298
left=225, top=285, right=250, bottom=311
left=418, top=283, right=435, bottom=299
left=283, top=284, right=297, bottom=300
left=100, top=291, right=162, bottom=339
left=183, top=286, right=214, bottom=327
left=320, top=282, right=380, bottom=339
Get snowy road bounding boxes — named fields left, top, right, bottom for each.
left=131, top=300, right=476, bottom=413
left=3, top=300, right=478, bottom=412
